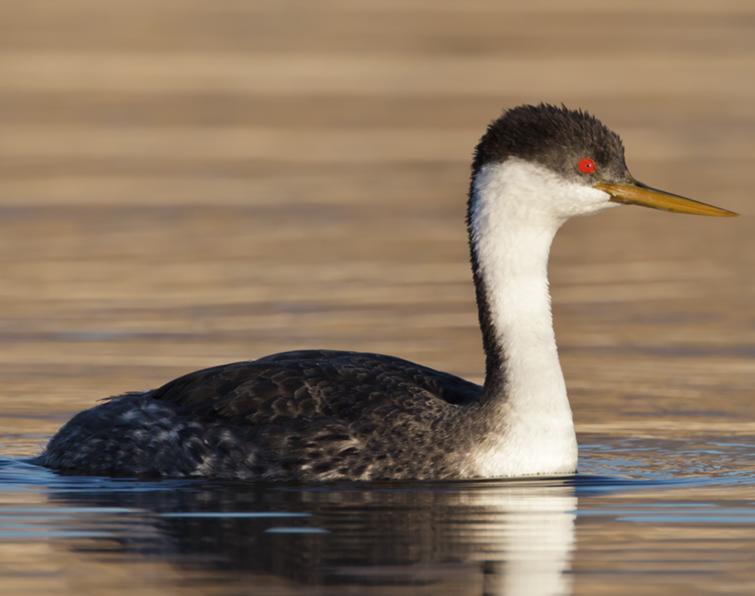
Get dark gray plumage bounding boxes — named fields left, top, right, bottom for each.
left=37, top=351, right=485, bottom=480
left=472, top=103, right=629, bottom=182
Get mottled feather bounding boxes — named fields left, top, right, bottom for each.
left=38, top=350, right=483, bottom=480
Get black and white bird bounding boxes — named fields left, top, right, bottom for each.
left=36, top=104, right=736, bottom=481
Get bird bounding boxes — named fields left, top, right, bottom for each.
left=34, top=104, right=737, bottom=481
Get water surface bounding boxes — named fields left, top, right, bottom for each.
left=1, top=1, right=754, bottom=594
left=1, top=434, right=754, bottom=595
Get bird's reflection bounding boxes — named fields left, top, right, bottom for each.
left=45, top=478, right=577, bottom=595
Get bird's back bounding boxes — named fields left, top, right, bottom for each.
left=38, top=350, right=483, bottom=481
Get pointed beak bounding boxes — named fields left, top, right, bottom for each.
left=594, top=180, right=738, bottom=217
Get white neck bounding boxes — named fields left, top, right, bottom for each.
left=467, top=159, right=582, bottom=477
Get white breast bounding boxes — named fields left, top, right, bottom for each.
left=466, top=159, right=589, bottom=478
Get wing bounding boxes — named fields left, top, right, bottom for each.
left=42, top=350, right=483, bottom=480
left=151, top=349, right=482, bottom=425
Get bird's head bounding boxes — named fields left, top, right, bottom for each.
left=471, top=104, right=736, bottom=221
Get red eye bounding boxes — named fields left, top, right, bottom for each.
left=578, top=158, right=596, bottom=174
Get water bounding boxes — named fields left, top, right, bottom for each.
left=1, top=1, right=755, bottom=594
left=1, top=435, right=754, bottom=595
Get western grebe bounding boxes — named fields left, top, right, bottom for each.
left=36, top=104, right=736, bottom=481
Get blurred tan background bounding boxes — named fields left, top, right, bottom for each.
left=0, top=0, right=753, bottom=450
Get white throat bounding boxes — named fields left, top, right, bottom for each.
left=467, top=158, right=602, bottom=478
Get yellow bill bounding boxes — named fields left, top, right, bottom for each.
left=595, top=181, right=738, bottom=217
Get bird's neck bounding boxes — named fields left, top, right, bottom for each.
left=467, top=160, right=577, bottom=475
